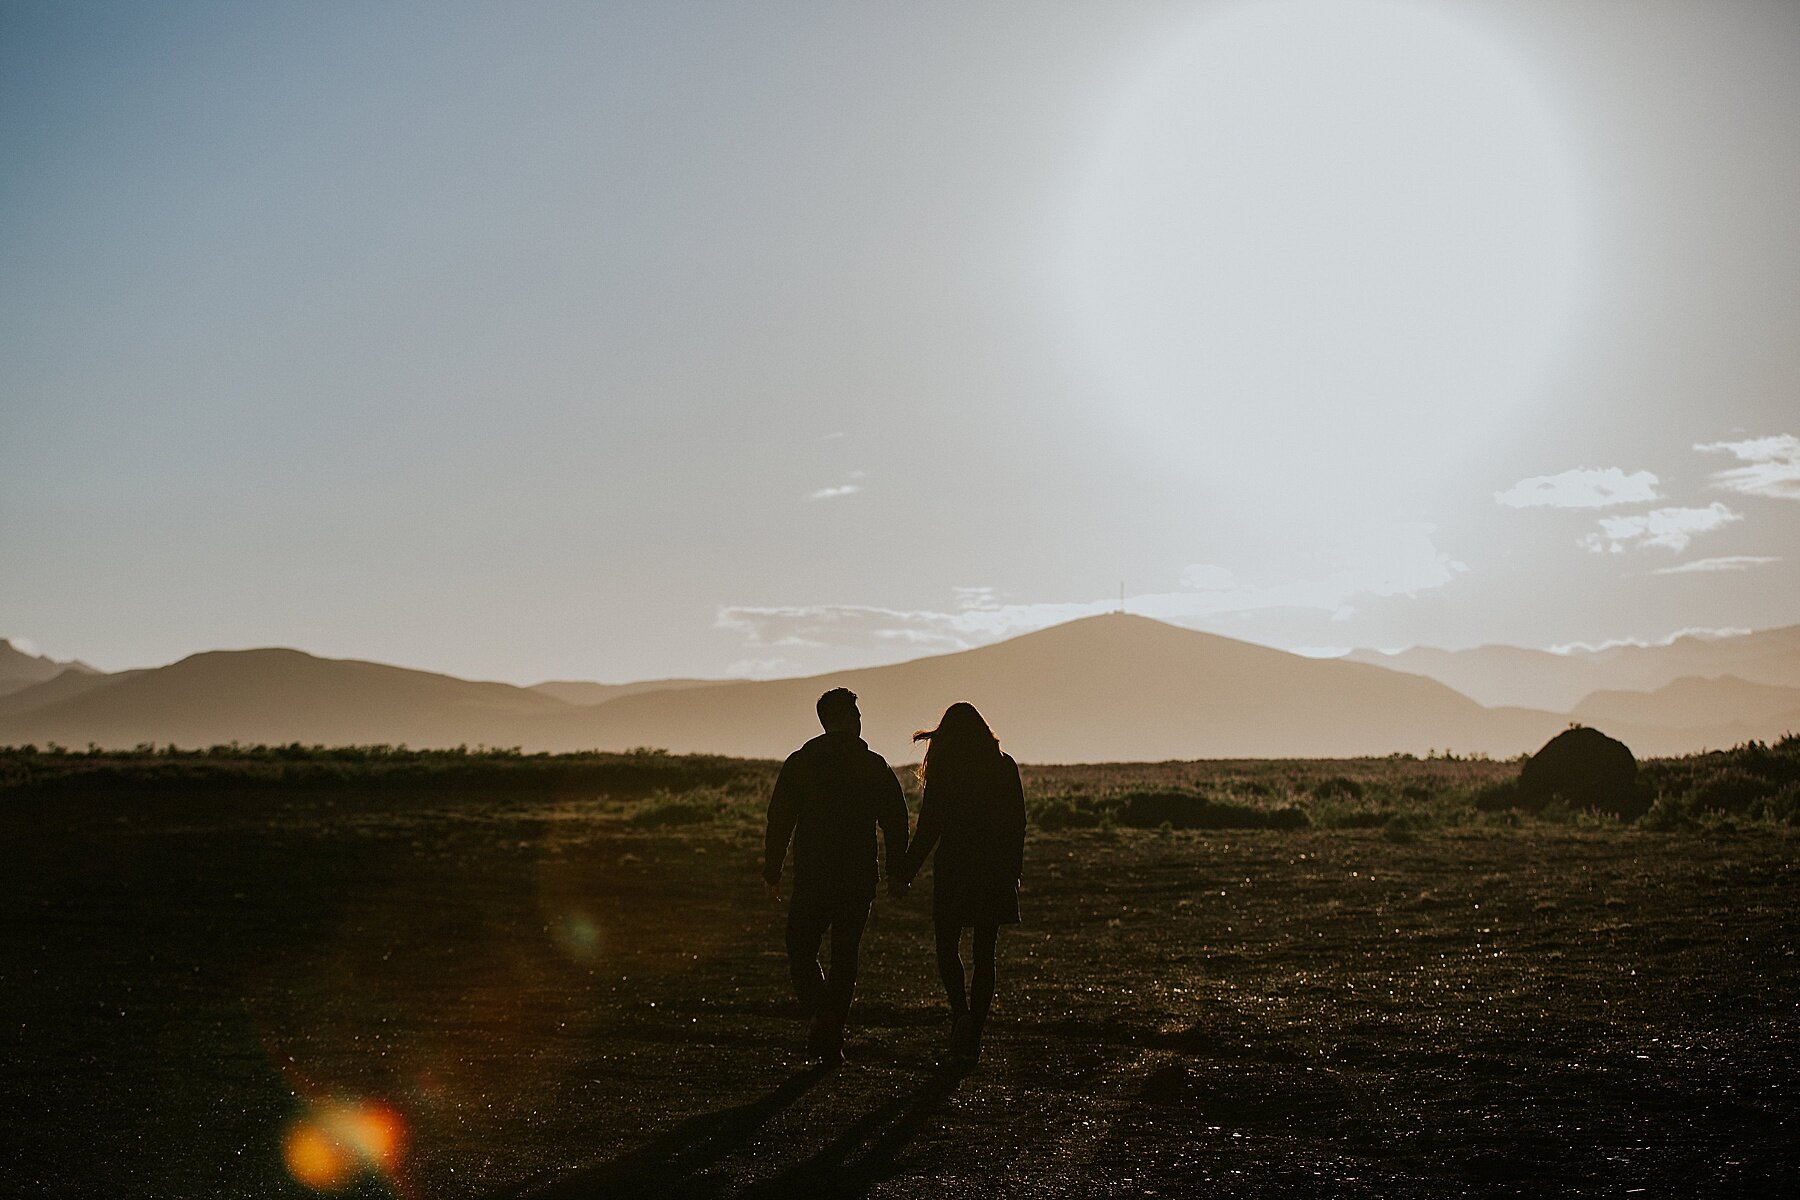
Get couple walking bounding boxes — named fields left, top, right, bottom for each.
left=763, top=687, right=1026, bottom=1066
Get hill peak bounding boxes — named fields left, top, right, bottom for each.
left=0, top=638, right=100, bottom=687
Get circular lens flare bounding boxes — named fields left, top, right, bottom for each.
left=282, top=1100, right=408, bottom=1192
left=283, top=1122, right=353, bottom=1192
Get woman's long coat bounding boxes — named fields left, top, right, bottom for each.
left=902, top=752, right=1027, bottom=927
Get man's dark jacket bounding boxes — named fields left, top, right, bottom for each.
left=764, top=731, right=908, bottom=903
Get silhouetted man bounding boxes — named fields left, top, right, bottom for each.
left=764, top=687, right=909, bottom=1064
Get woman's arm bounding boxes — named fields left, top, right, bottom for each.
left=899, top=779, right=942, bottom=884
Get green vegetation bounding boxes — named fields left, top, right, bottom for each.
left=1639, top=737, right=1800, bottom=829
left=0, top=742, right=769, bottom=804
left=3, top=735, right=1797, bottom=831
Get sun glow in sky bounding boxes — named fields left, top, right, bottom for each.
left=2, top=1, right=1797, bottom=682
left=1064, top=0, right=1587, bottom=495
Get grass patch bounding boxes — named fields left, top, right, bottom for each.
left=6, top=737, right=1798, bottom=832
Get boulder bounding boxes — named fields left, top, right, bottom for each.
left=1519, top=725, right=1642, bottom=818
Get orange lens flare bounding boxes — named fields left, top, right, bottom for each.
left=282, top=1100, right=407, bottom=1192
left=339, top=1102, right=405, bottom=1171
left=283, top=1122, right=353, bottom=1191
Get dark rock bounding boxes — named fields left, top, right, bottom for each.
left=1519, top=725, right=1642, bottom=818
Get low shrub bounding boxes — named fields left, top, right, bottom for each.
left=1688, top=767, right=1776, bottom=816
left=1309, top=776, right=1365, bottom=801
left=626, top=786, right=746, bottom=827
left=1116, top=789, right=1307, bottom=831
left=1029, top=795, right=1110, bottom=831
left=628, top=797, right=718, bottom=826
left=1307, top=801, right=1392, bottom=830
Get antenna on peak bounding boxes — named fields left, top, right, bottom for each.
left=1118, top=581, right=1125, bottom=614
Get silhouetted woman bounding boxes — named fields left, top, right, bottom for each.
left=897, top=702, right=1026, bottom=1062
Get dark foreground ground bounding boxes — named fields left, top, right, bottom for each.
left=4, top=772, right=1796, bottom=1198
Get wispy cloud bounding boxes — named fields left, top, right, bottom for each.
left=1577, top=502, right=1741, bottom=553
left=806, top=484, right=862, bottom=501
left=952, top=586, right=1002, bottom=611
left=1494, top=467, right=1660, bottom=509
left=717, top=601, right=1099, bottom=657
left=1170, top=525, right=1467, bottom=622
left=1651, top=555, right=1780, bottom=575
left=1694, top=434, right=1800, bottom=499
left=721, top=525, right=1468, bottom=659
left=724, top=657, right=802, bottom=679
left=1549, top=626, right=1752, bottom=654
left=1179, top=564, right=1237, bottom=590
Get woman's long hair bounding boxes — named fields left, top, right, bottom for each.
left=913, top=702, right=1002, bottom=787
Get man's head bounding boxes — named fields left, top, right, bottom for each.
left=816, top=687, right=860, bottom=735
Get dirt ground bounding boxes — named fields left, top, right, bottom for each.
left=4, top=784, right=1796, bottom=1198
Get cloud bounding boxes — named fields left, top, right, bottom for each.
left=724, top=657, right=802, bottom=678
left=1494, top=467, right=1661, bottom=509
left=1179, top=564, right=1237, bottom=590
left=952, top=586, right=1002, bottom=611
left=1548, top=626, right=1752, bottom=654
left=1694, top=434, right=1800, bottom=499
left=1577, top=502, right=1741, bottom=553
left=721, top=525, right=1469, bottom=661
left=1166, top=526, right=1466, bottom=623
left=806, top=484, right=862, bottom=501
left=716, top=600, right=1104, bottom=658
left=1650, top=555, right=1779, bottom=575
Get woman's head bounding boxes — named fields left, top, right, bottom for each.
left=912, top=702, right=1001, bottom=784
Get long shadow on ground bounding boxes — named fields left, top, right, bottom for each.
left=491, top=1063, right=970, bottom=1199
left=734, top=1064, right=971, bottom=1199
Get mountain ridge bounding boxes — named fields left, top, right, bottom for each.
left=2, top=616, right=1794, bottom=760
left=1345, top=625, right=1800, bottom=711
left=0, top=639, right=100, bottom=698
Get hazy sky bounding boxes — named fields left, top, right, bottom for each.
left=4, top=0, right=1797, bottom=684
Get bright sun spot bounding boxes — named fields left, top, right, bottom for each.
left=1062, top=0, right=1587, bottom=500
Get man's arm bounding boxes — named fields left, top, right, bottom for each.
left=1003, top=755, right=1026, bottom=882
left=764, top=754, right=804, bottom=893
left=898, top=779, right=942, bottom=886
left=874, top=763, right=909, bottom=889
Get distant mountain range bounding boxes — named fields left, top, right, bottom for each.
left=528, top=678, right=722, bottom=706
left=0, top=639, right=99, bottom=697
left=1571, top=675, right=1800, bottom=734
left=1, top=616, right=1795, bottom=761
left=1344, top=626, right=1800, bottom=710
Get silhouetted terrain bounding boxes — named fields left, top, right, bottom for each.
left=4, top=750, right=1793, bottom=1197
left=516, top=616, right=1584, bottom=761
left=1574, top=675, right=1800, bottom=733
left=5, top=617, right=1796, bottom=759
left=0, top=648, right=566, bottom=749
left=0, top=666, right=136, bottom=717
left=0, top=617, right=1570, bottom=760
left=529, top=678, right=723, bottom=706
left=1347, top=625, right=1800, bottom=710
left=0, top=639, right=98, bottom=697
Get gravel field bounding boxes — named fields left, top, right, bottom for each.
left=4, top=774, right=1795, bottom=1198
